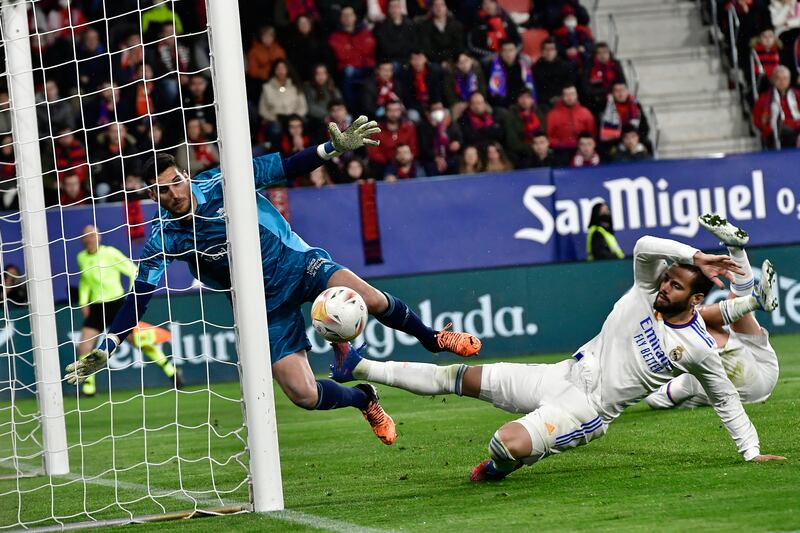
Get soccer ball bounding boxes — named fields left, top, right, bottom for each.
left=311, top=287, right=368, bottom=342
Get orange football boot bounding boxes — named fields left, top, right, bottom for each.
left=355, top=384, right=397, bottom=445
left=435, top=322, right=481, bottom=357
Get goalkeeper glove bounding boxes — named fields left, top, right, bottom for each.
left=318, top=115, right=381, bottom=160
left=64, top=334, right=119, bottom=385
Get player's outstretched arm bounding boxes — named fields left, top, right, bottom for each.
left=64, top=280, right=156, bottom=384
left=633, top=236, right=699, bottom=291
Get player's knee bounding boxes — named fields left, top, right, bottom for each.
left=495, top=423, right=533, bottom=459
left=361, top=287, right=388, bottom=314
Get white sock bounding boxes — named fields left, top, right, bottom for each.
left=719, top=296, right=759, bottom=325
left=727, top=246, right=754, bottom=296
left=353, top=360, right=467, bottom=396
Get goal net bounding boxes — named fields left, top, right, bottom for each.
left=0, top=0, right=280, bottom=528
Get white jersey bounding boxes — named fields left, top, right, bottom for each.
left=573, top=236, right=760, bottom=460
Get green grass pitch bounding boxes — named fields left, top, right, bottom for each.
left=2, top=334, right=799, bottom=532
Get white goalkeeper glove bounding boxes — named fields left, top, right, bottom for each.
left=64, top=334, right=119, bottom=385
left=317, top=115, right=381, bottom=160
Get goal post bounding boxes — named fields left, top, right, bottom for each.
left=205, top=0, right=284, bottom=513
left=2, top=0, right=68, bottom=477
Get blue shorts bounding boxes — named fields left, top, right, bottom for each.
left=267, top=250, right=344, bottom=364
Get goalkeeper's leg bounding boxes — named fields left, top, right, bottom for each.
left=326, top=268, right=481, bottom=357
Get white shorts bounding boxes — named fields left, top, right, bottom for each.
left=479, top=359, right=607, bottom=462
left=656, top=328, right=779, bottom=408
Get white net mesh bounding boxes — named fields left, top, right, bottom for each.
left=0, top=0, right=257, bottom=528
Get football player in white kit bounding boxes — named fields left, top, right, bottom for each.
left=646, top=215, right=780, bottom=409
left=330, top=235, right=785, bottom=481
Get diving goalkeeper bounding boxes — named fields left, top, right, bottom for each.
left=65, top=117, right=481, bottom=446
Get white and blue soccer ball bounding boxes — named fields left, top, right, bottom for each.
left=311, top=287, right=368, bottom=342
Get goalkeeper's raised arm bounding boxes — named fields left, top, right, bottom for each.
left=65, top=116, right=382, bottom=385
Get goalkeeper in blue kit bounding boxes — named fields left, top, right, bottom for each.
left=65, top=116, right=481, bottom=445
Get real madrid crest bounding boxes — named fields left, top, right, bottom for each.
left=668, top=345, right=685, bottom=362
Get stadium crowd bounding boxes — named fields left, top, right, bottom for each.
left=0, top=0, right=656, bottom=212
left=718, top=0, right=800, bottom=149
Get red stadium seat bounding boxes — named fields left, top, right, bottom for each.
left=522, top=28, right=550, bottom=63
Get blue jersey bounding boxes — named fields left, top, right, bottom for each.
left=136, top=153, right=326, bottom=311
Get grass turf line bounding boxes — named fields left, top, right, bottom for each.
left=2, top=335, right=799, bottom=532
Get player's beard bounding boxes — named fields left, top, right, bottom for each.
left=653, top=292, right=691, bottom=316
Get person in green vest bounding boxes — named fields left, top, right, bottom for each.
left=76, top=225, right=179, bottom=396
left=586, top=202, right=625, bottom=261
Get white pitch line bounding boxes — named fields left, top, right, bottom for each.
left=1, top=458, right=392, bottom=533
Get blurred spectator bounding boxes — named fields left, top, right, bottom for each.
left=124, top=173, right=147, bottom=241
left=570, top=132, right=600, bottom=167
left=37, top=80, right=75, bottom=134
left=553, top=8, right=593, bottom=68
left=258, top=59, right=308, bottom=148
left=368, top=0, right=408, bottom=24
left=486, top=40, right=535, bottom=110
left=54, top=127, right=89, bottom=183
left=148, top=22, right=191, bottom=104
left=297, top=165, right=334, bottom=188
left=484, top=141, right=513, bottom=172
left=328, top=6, right=377, bottom=111
left=751, top=27, right=780, bottom=93
left=443, top=51, right=487, bottom=117
left=183, top=74, right=216, bottom=137
left=532, top=38, right=576, bottom=112
left=586, top=201, right=624, bottom=261
left=771, top=0, right=800, bottom=64
left=77, top=27, right=109, bottom=93
left=59, top=172, right=87, bottom=206
left=753, top=65, right=800, bottom=148
left=114, top=33, right=144, bottom=85
left=546, top=85, right=596, bottom=164
left=83, top=82, right=119, bottom=129
left=374, top=0, right=417, bottom=65
left=91, top=122, right=138, bottom=199
left=130, top=63, right=170, bottom=122
left=362, top=61, right=403, bottom=118
left=417, top=0, right=464, bottom=66
left=285, top=15, right=332, bottom=82
left=400, top=50, right=443, bottom=120
left=384, top=143, right=425, bottom=181
left=325, top=99, right=353, bottom=135
left=458, top=144, right=484, bottom=174
left=246, top=26, right=286, bottom=87
left=599, top=82, right=647, bottom=147
left=533, top=0, right=590, bottom=32
left=177, top=118, right=220, bottom=174
left=367, top=99, right=418, bottom=174
left=457, top=92, right=504, bottom=146
left=417, top=102, right=462, bottom=175
left=280, top=114, right=312, bottom=158
left=523, top=131, right=556, bottom=168
left=305, top=64, right=344, bottom=139
left=339, top=157, right=368, bottom=184
left=2, top=264, right=27, bottom=307
left=273, top=1, right=322, bottom=28
left=0, top=135, right=17, bottom=210
left=0, top=91, right=11, bottom=135
left=611, top=124, right=651, bottom=162
left=467, top=0, right=521, bottom=60
left=503, top=88, right=545, bottom=166
left=582, top=42, right=625, bottom=116
left=141, top=2, right=184, bottom=37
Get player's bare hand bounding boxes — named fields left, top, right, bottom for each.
left=751, top=454, right=786, bottom=462
left=329, top=115, right=381, bottom=153
left=692, top=252, right=745, bottom=288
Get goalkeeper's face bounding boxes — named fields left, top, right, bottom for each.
left=150, top=166, right=193, bottom=216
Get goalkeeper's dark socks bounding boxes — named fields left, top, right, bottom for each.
left=375, top=292, right=437, bottom=351
left=314, top=379, right=369, bottom=410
